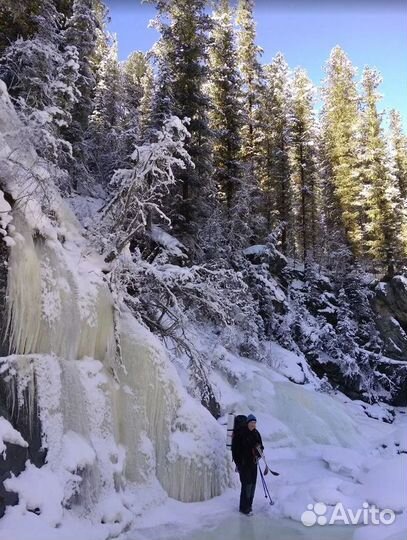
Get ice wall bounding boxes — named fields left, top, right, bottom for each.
left=0, top=79, right=228, bottom=531
left=3, top=211, right=228, bottom=512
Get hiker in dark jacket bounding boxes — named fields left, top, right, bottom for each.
left=231, top=414, right=264, bottom=515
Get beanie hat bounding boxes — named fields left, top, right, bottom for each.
left=247, top=414, right=257, bottom=423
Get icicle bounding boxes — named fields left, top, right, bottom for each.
left=6, top=213, right=115, bottom=362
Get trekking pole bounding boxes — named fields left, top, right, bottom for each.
left=258, top=463, right=268, bottom=498
left=256, top=445, right=280, bottom=477
left=258, top=462, right=274, bottom=506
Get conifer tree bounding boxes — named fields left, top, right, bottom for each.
left=357, top=67, right=403, bottom=270
left=64, top=0, right=104, bottom=131
left=258, top=53, right=293, bottom=253
left=208, top=0, right=242, bottom=212
left=88, top=38, right=127, bottom=187
left=122, top=51, right=154, bottom=140
left=389, top=110, right=407, bottom=202
left=321, top=46, right=362, bottom=258
left=290, top=68, right=321, bottom=266
left=150, top=0, right=214, bottom=249
left=206, top=0, right=255, bottom=251
left=64, top=0, right=107, bottom=189
left=0, top=0, right=80, bottom=177
left=138, top=60, right=154, bottom=139
left=236, top=0, right=263, bottom=173
left=389, top=109, right=407, bottom=259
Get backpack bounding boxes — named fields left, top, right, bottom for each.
left=226, top=413, right=247, bottom=450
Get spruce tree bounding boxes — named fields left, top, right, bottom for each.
left=64, top=0, right=106, bottom=190
left=357, top=67, right=403, bottom=270
left=208, top=0, right=242, bottom=212
left=236, top=0, right=263, bottom=173
left=0, top=0, right=80, bottom=179
left=258, top=53, right=293, bottom=253
left=389, top=110, right=407, bottom=201
left=290, top=68, right=321, bottom=266
left=138, top=60, right=154, bottom=139
left=150, top=0, right=214, bottom=250
left=121, top=51, right=155, bottom=144
left=321, top=46, right=362, bottom=258
left=389, top=109, right=407, bottom=260
left=88, top=38, right=127, bottom=188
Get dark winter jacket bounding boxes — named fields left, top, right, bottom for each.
left=231, top=426, right=264, bottom=469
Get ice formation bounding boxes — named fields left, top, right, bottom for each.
left=0, top=79, right=228, bottom=535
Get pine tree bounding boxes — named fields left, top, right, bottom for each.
left=357, top=67, right=403, bottom=270
left=88, top=38, right=127, bottom=188
left=290, top=68, right=321, bottom=267
left=258, top=53, right=293, bottom=253
left=206, top=0, right=254, bottom=251
left=150, top=0, right=214, bottom=250
left=208, top=0, right=242, bottom=211
left=138, top=60, right=154, bottom=139
left=321, top=46, right=362, bottom=258
left=389, top=110, right=407, bottom=260
left=0, top=0, right=45, bottom=51
left=121, top=51, right=155, bottom=144
left=389, top=110, right=407, bottom=200
left=236, top=0, right=262, bottom=172
left=0, top=0, right=80, bottom=178
left=62, top=0, right=107, bottom=190
left=64, top=0, right=105, bottom=136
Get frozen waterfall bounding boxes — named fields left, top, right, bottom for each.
left=0, top=80, right=228, bottom=532
left=3, top=209, right=228, bottom=512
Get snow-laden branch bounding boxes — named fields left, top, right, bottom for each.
left=100, top=116, right=192, bottom=263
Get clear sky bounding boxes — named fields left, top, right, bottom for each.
left=105, top=0, right=407, bottom=128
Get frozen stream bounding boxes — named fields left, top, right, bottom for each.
left=131, top=512, right=357, bottom=540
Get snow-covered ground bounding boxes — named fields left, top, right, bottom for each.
left=120, top=345, right=407, bottom=540
left=1, top=341, right=406, bottom=540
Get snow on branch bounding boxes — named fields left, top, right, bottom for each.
left=100, top=116, right=192, bottom=263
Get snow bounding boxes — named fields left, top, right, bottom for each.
left=0, top=416, right=28, bottom=456
left=150, top=225, right=187, bottom=258
left=61, top=431, right=96, bottom=473
left=353, top=455, right=406, bottom=512
left=242, top=244, right=267, bottom=256
left=4, top=462, right=65, bottom=527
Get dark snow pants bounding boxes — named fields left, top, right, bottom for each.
left=238, top=462, right=257, bottom=513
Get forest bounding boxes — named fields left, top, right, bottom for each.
left=1, top=0, right=407, bottom=409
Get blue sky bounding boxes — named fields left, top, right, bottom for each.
left=105, top=0, right=407, bottom=128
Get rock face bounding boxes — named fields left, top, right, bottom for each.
left=0, top=234, right=9, bottom=357
left=374, top=276, right=407, bottom=360
left=0, top=374, right=46, bottom=518
left=371, top=276, right=407, bottom=406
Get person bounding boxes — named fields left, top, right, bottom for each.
left=231, top=413, right=264, bottom=515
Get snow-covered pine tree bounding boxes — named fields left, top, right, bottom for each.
left=321, top=46, right=362, bottom=260
left=0, top=0, right=44, bottom=49
left=258, top=53, right=293, bottom=253
left=138, top=57, right=155, bottom=140
left=290, top=68, right=322, bottom=267
left=63, top=0, right=106, bottom=189
left=149, top=0, right=215, bottom=252
left=0, top=0, right=80, bottom=182
left=388, top=109, right=407, bottom=261
left=207, top=0, right=252, bottom=250
left=236, top=0, right=262, bottom=173
left=357, top=67, right=403, bottom=272
left=120, top=50, right=152, bottom=154
left=87, top=37, right=128, bottom=190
